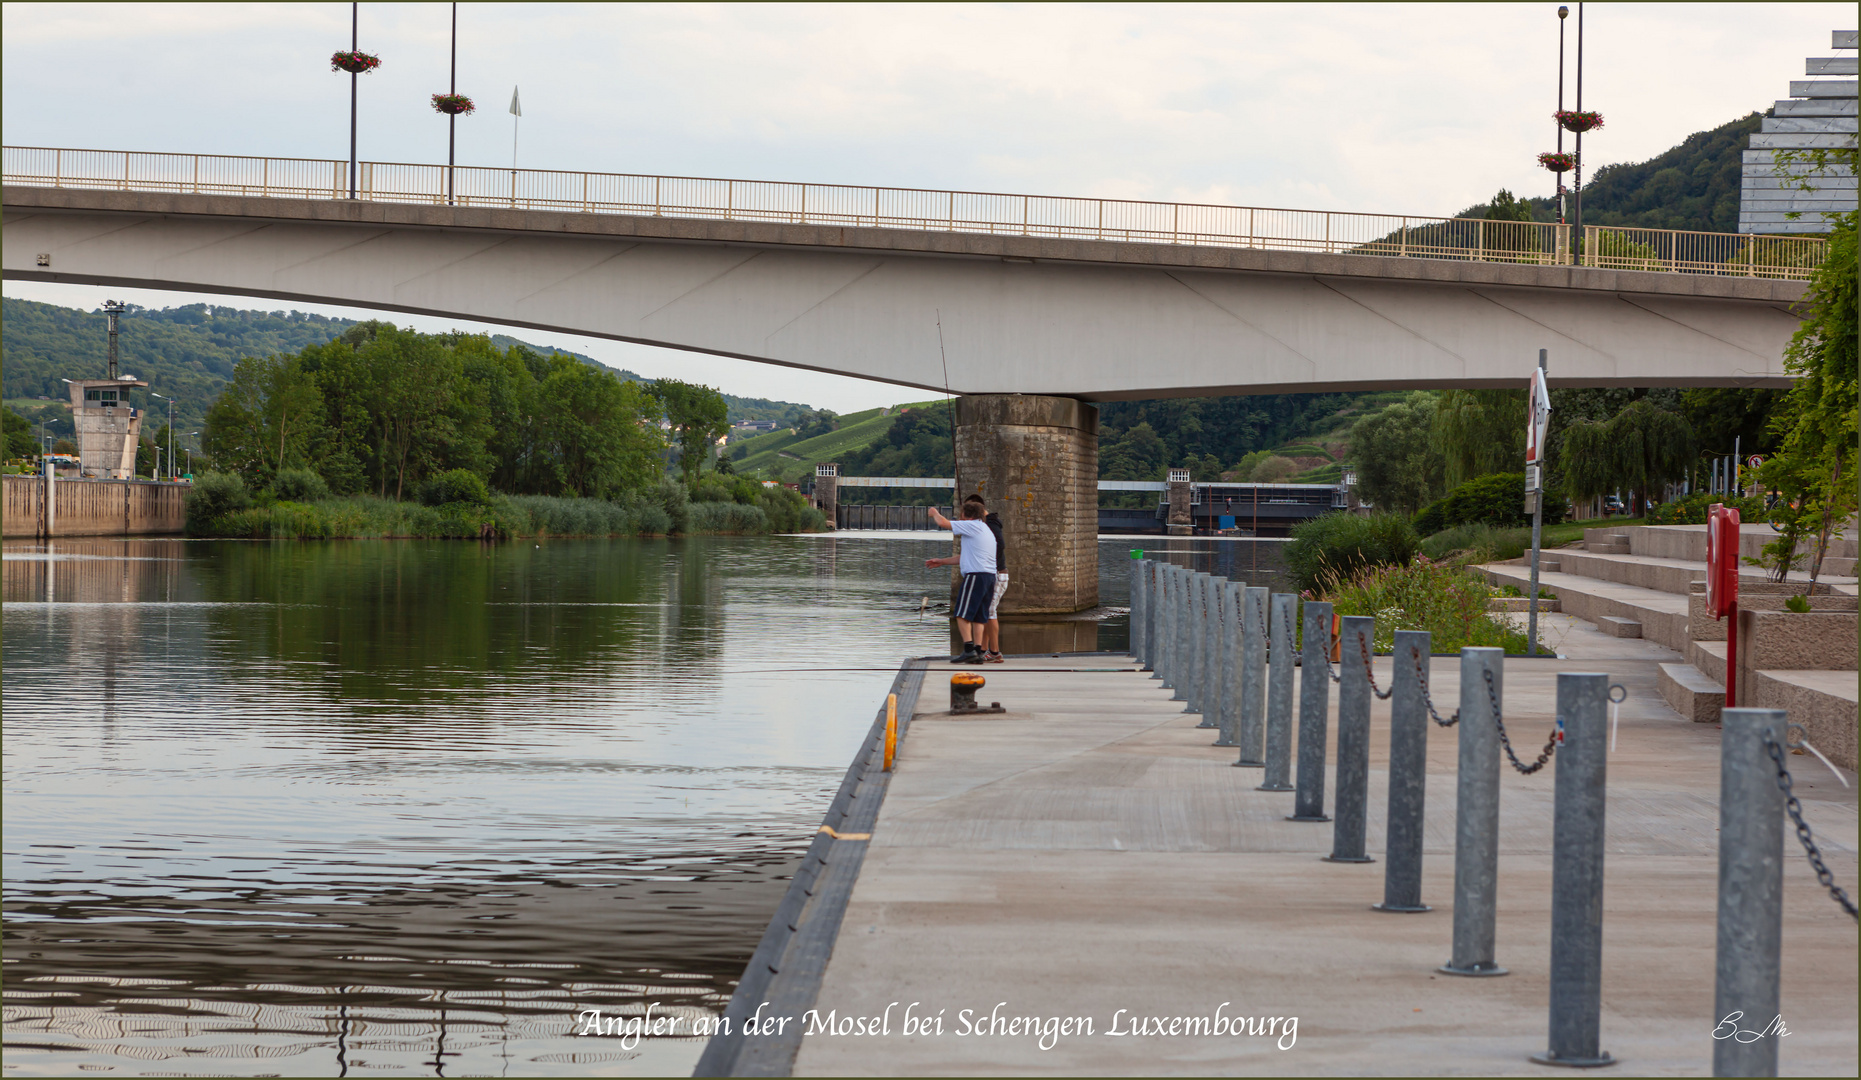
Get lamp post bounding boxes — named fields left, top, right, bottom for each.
left=1573, top=2, right=1585, bottom=261
left=1557, top=7, right=1568, bottom=253
left=151, top=391, right=176, bottom=480
left=349, top=2, right=358, bottom=198
left=448, top=2, right=457, bottom=205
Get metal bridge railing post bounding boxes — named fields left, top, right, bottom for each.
left=1165, top=566, right=1185, bottom=698
left=1532, top=672, right=1615, bottom=1068
left=1325, top=615, right=1375, bottom=862
left=1256, top=593, right=1297, bottom=789
left=1377, top=630, right=1433, bottom=912
left=1442, top=647, right=1508, bottom=976
left=1711, top=708, right=1786, bottom=1079
left=1215, top=580, right=1240, bottom=747
left=1145, top=560, right=1162, bottom=678
left=1234, top=586, right=1268, bottom=767
left=1289, top=600, right=1333, bottom=822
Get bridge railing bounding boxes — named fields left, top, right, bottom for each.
left=2, top=145, right=1827, bottom=280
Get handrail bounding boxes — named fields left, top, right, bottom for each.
left=0, top=145, right=1828, bottom=280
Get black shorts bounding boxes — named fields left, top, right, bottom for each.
left=955, top=572, right=997, bottom=623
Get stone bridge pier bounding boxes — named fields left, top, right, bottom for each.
left=954, top=395, right=1099, bottom=615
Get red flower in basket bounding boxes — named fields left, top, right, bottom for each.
left=1538, top=152, right=1577, bottom=173
left=330, top=50, right=381, bottom=74
left=432, top=93, right=475, bottom=116
left=1555, top=110, right=1604, bottom=133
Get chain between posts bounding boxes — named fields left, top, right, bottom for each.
left=1359, top=635, right=1393, bottom=700
left=1410, top=646, right=1459, bottom=727
left=1764, top=727, right=1860, bottom=920
left=1489, top=667, right=1559, bottom=775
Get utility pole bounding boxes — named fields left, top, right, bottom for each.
left=349, top=1, right=358, bottom=199
left=447, top=1, right=458, bottom=206
left=1572, top=2, right=1585, bottom=263
left=1557, top=6, right=1569, bottom=260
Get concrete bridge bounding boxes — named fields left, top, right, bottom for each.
left=821, top=476, right=1342, bottom=536
left=1, top=148, right=1823, bottom=614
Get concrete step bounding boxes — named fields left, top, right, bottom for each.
left=1488, top=596, right=1561, bottom=612
left=1598, top=615, right=1643, bottom=638
left=1658, top=662, right=1724, bottom=723
left=1588, top=522, right=1860, bottom=564
left=1482, top=563, right=1690, bottom=652
left=1749, top=670, right=1859, bottom=771
left=1553, top=549, right=1705, bottom=595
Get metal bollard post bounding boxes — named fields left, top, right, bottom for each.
left=1130, top=557, right=1147, bottom=666
left=1215, top=580, right=1240, bottom=747
left=1532, top=673, right=1614, bottom=1067
left=1198, top=573, right=1213, bottom=726
left=1442, top=647, right=1508, bottom=976
left=1289, top=599, right=1333, bottom=822
left=1376, top=630, right=1433, bottom=912
left=1191, top=573, right=1205, bottom=718
left=1167, top=567, right=1187, bottom=700
left=1712, top=708, right=1786, bottom=1079
left=1256, top=592, right=1296, bottom=789
left=1234, top=586, right=1268, bottom=768
left=1326, top=615, right=1375, bottom=862
left=1140, top=559, right=1156, bottom=671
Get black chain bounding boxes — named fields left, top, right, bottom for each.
left=1412, top=646, right=1460, bottom=726
left=1490, top=667, right=1558, bottom=774
left=1360, top=635, right=1393, bottom=700
left=1764, top=731, right=1860, bottom=920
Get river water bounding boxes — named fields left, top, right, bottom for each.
left=2, top=533, right=1285, bottom=1076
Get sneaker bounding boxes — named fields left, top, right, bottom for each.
left=950, top=645, right=980, bottom=663
left=985, top=651, right=1005, bottom=663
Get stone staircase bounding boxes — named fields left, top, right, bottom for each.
left=1482, top=523, right=1858, bottom=770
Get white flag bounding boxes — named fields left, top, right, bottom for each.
left=509, top=86, right=522, bottom=117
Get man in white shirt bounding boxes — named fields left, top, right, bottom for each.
left=926, top=500, right=996, bottom=664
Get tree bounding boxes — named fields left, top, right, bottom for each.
left=537, top=359, right=664, bottom=497
left=651, top=379, right=730, bottom=483
left=3, top=408, right=38, bottom=460
left=1755, top=208, right=1857, bottom=583
left=1348, top=391, right=1444, bottom=514
left=1433, top=389, right=1525, bottom=486
left=1561, top=399, right=1696, bottom=516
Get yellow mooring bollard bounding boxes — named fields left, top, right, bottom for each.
left=883, top=693, right=898, bottom=772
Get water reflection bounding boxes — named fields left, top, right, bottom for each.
left=2, top=534, right=1277, bottom=1075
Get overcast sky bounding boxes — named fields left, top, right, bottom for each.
left=3, top=2, right=1851, bottom=412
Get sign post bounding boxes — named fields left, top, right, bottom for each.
left=1525, top=353, right=1553, bottom=655
left=1707, top=504, right=1741, bottom=706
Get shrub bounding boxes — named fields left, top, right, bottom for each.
left=758, top=484, right=825, bottom=533
left=185, top=471, right=250, bottom=533
left=419, top=469, right=492, bottom=507
left=652, top=477, right=691, bottom=534
left=1285, top=512, right=1419, bottom=592
left=1419, top=523, right=1530, bottom=563
left=1415, top=472, right=1567, bottom=535
left=1646, top=491, right=1767, bottom=526
left=1326, top=558, right=1530, bottom=653
left=690, top=500, right=770, bottom=534
left=272, top=467, right=330, bottom=503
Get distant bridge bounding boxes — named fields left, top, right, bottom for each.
left=821, top=477, right=1343, bottom=535
left=2, top=147, right=1820, bottom=400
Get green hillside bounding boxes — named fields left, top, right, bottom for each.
left=730, top=402, right=950, bottom=482
left=1, top=298, right=816, bottom=436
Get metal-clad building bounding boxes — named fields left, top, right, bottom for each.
left=1739, top=30, right=1858, bottom=234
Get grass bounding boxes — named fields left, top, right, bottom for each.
left=1325, top=559, right=1532, bottom=653
left=731, top=400, right=946, bottom=481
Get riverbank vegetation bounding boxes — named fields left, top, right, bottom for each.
left=185, top=324, right=825, bottom=538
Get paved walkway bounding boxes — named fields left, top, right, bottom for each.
left=791, top=650, right=1858, bottom=1076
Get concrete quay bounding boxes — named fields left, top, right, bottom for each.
left=784, top=647, right=1858, bottom=1076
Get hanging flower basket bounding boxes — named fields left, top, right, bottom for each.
left=330, top=50, right=381, bottom=74
left=1555, top=110, right=1604, bottom=133
left=431, top=93, right=475, bottom=116
left=1538, top=152, right=1577, bottom=173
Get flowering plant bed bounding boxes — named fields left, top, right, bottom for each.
left=1538, top=152, right=1577, bottom=173
left=1555, top=110, right=1604, bottom=132
left=330, top=51, right=381, bottom=74
left=431, top=93, right=475, bottom=115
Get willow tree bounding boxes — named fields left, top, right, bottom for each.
left=1560, top=399, right=1696, bottom=516
left=1434, top=389, right=1525, bottom=487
